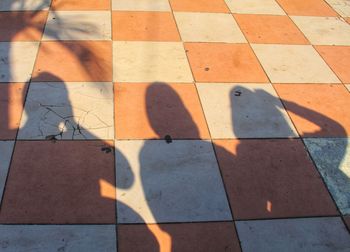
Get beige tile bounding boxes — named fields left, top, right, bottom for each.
left=113, top=41, right=193, bottom=82
left=291, top=16, right=350, bottom=45
left=43, top=11, right=111, bottom=41
left=252, top=44, right=340, bottom=83
left=0, top=141, right=14, bottom=202
left=346, top=84, right=350, bottom=91
left=174, top=12, right=246, bottom=43
left=18, top=82, right=114, bottom=140
left=112, top=0, right=170, bottom=11
left=225, top=0, right=285, bottom=15
left=115, top=140, right=232, bottom=223
left=196, top=83, right=297, bottom=139
left=0, top=0, right=50, bottom=11
left=0, top=42, right=39, bottom=82
left=325, top=0, right=350, bottom=17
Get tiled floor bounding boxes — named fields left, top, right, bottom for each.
left=0, top=0, right=349, bottom=251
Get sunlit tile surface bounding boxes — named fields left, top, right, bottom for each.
left=174, top=12, right=246, bottom=43
left=252, top=44, right=340, bottom=83
left=225, top=0, right=285, bottom=15
left=113, top=41, right=193, bottom=82
left=291, top=16, right=350, bottom=45
left=325, top=0, right=350, bottom=17
left=112, top=0, right=171, bottom=11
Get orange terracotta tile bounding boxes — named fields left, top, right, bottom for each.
left=52, top=0, right=111, bottom=10
left=115, top=83, right=210, bottom=139
left=315, top=46, right=350, bottom=83
left=276, top=0, right=338, bottom=16
left=32, top=41, right=112, bottom=82
left=214, top=139, right=338, bottom=219
left=274, top=84, right=350, bottom=137
left=0, top=141, right=116, bottom=224
left=185, top=43, right=268, bottom=82
left=234, top=14, right=309, bottom=44
left=169, top=0, right=229, bottom=13
left=112, top=11, right=180, bottom=41
left=346, top=18, right=350, bottom=24
left=118, top=222, right=241, bottom=252
left=0, top=11, right=48, bottom=41
left=0, top=83, right=27, bottom=140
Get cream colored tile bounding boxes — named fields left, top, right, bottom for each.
left=115, top=140, right=232, bottom=223
left=325, top=0, right=350, bottom=17
left=346, top=84, right=350, bottom=91
left=0, top=42, right=39, bottom=82
left=225, top=0, right=285, bottom=15
left=174, top=12, right=246, bottom=43
left=0, top=141, right=14, bottom=202
left=252, top=44, right=340, bottom=83
left=0, top=0, right=50, bottom=11
left=291, top=16, right=350, bottom=45
left=18, top=82, right=114, bottom=140
left=112, top=0, right=170, bottom=11
left=196, top=83, right=297, bottom=139
left=113, top=41, right=193, bottom=82
left=43, top=11, right=111, bottom=41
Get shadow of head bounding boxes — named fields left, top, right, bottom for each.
left=146, top=82, right=200, bottom=139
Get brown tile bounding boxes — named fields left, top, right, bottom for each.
left=185, top=43, right=268, bottom=83
left=169, top=0, right=230, bottom=13
left=214, top=139, right=338, bottom=220
left=276, top=0, right=338, bottom=16
left=52, top=0, right=111, bottom=10
left=32, top=41, right=112, bottom=82
left=112, top=11, right=180, bottom=41
left=0, top=11, right=48, bottom=41
left=234, top=14, right=308, bottom=44
left=274, top=84, right=350, bottom=137
left=118, top=222, right=241, bottom=252
left=0, top=141, right=116, bottom=224
left=115, top=83, right=210, bottom=139
left=315, top=46, right=350, bottom=83
left=0, top=83, right=27, bottom=140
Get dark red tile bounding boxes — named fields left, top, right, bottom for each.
left=0, top=141, right=116, bottom=224
left=118, top=222, right=241, bottom=252
left=214, top=139, right=338, bottom=220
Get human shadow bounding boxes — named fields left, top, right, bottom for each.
left=125, top=83, right=349, bottom=251
left=0, top=72, right=158, bottom=250
left=226, top=86, right=349, bottom=218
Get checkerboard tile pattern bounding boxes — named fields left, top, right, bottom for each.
left=0, top=0, right=349, bottom=251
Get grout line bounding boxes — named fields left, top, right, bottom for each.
left=109, top=1, right=120, bottom=251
